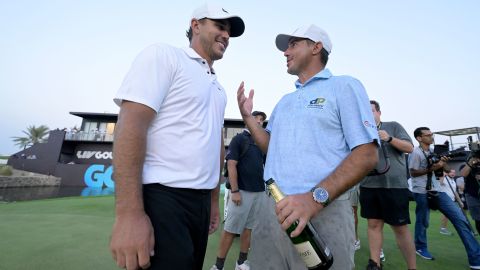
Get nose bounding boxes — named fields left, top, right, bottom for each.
left=220, top=29, right=230, bottom=39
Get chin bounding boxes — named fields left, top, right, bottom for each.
left=287, top=68, right=297, bottom=75
left=211, top=48, right=225, bottom=59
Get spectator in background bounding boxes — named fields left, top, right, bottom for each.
left=461, top=157, right=480, bottom=234
left=359, top=100, right=415, bottom=270
left=210, top=111, right=267, bottom=270
left=409, top=127, right=480, bottom=269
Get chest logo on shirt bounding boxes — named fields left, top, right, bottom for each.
left=363, top=120, right=376, bottom=129
left=306, top=97, right=326, bottom=109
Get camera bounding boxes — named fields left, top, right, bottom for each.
left=468, top=136, right=480, bottom=159
left=428, top=147, right=466, bottom=165
left=427, top=147, right=466, bottom=178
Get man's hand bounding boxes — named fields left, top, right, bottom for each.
left=231, top=192, right=242, bottom=206
left=469, top=157, right=480, bottom=168
left=378, top=130, right=390, bottom=142
left=275, top=192, right=321, bottom=237
left=432, top=157, right=449, bottom=171
left=237, top=81, right=254, bottom=118
left=209, top=203, right=220, bottom=234
left=110, top=212, right=155, bottom=270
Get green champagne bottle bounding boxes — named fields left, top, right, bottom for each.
left=266, top=179, right=334, bottom=270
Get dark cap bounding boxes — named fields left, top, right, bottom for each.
left=252, top=111, right=267, bottom=120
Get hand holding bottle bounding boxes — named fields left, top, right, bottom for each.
left=275, top=192, right=323, bottom=237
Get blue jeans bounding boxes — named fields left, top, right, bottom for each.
left=414, top=192, right=480, bottom=265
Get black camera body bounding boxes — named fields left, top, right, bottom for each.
left=427, top=147, right=466, bottom=178
left=427, top=147, right=466, bottom=165
left=468, top=136, right=480, bottom=159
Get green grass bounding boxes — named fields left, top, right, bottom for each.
left=0, top=195, right=476, bottom=269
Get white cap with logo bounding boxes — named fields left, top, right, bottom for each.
left=275, top=24, right=332, bottom=54
left=191, top=3, right=245, bottom=37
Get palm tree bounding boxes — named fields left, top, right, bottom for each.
left=11, top=125, right=50, bottom=149
left=12, top=137, right=30, bottom=149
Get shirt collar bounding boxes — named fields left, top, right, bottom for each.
left=182, top=47, right=216, bottom=74
left=295, top=68, right=332, bottom=89
left=182, top=47, right=202, bottom=59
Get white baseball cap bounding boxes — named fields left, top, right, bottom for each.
left=275, top=24, right=332, bottom=54
left=191, top=3, right=245, bottom=37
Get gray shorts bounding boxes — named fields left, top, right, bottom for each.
left=466, top=193, right=480, bottom=220
left=249, top=193, right=355, bottom=270
left=224, top=190, right=265, bottom=234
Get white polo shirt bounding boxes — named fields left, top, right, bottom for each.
left=114, top=43, right=227, bottom=189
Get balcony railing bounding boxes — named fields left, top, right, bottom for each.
left=64, top=131, right=114, bottom=142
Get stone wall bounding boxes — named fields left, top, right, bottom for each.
left=0, top=169, right=61, bottom=188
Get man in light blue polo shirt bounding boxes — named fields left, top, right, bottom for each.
left=237, top=24, right=379, bottom=269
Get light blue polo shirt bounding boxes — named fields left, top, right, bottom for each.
left=264, top=69, right=379, bottom=195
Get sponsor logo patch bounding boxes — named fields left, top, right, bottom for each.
left=306, top=98, right=326, bottom=109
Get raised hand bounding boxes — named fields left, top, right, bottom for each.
left=236, top=81, right=254, bottom=118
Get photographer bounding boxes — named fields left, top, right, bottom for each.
left=409, top=127, right=480, bottom=269
left=461, top=157, right=480, bottom=235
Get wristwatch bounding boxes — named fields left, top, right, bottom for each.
left=310, top=186, right=330, bottom=207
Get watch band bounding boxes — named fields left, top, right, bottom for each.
left=386, top=136, right=393, bottom=143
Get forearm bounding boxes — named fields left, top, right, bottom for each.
left=410, top=167, right=431, bottom=177
left=227, top=163, right=239, bottom=191
left=242, top=115, right=270, bottom=153
left=454, top=192, right=462, bottom=203
left=389, top=138, right=413, bottom=153
left=113, top=128, right=146, bottom=215
left=317, top=142, right=378, bottom=200
left=461, top=164, right=472, bottom=177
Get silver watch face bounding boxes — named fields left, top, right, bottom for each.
left=313, top=187, right=329, bottom=203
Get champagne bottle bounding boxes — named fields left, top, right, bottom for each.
left=266, top=179, right=334, bottom=270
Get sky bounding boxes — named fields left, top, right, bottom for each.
left=1, top=0, right=479, bottom=155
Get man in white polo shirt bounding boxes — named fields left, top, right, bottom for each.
left=109, top=3, right=245, bottom=270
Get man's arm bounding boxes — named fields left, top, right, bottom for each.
left=110, top=101, right=156, bottom=270
left=378, top=129, right=413, bottom=153
left=461, top=158, right=479, bottom=177
left=276, top=142, right=378, bottom=237
left=410, top=160, right=445, bottom=177
left=227, top=159, right=242, bottom=205
left=208, top=134, right=224, bottom=234
left=237, top=82, right=270, bottom=153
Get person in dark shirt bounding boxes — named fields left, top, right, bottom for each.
left=210, top=111, right=267, bottom=270
left=461, top=157, right=480, bottom=234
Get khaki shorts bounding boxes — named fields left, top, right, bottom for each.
left=249, top=193, right=355, bottom=270
left=224, top=190, right=265, bottom=234
left=349, top=184, right=360, bottom=207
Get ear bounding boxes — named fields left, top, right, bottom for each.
left=191, top=19, right=201, bottom=35
left=312, top=42, right=323, bottom=55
